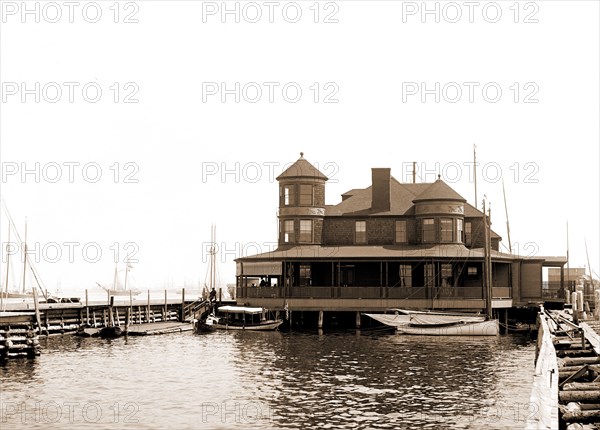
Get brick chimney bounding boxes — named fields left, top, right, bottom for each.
left=371, top=168, right=391, bottom=212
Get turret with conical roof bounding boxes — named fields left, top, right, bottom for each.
left=277, top=153, right=328, bottom=246
left=412, top=177, right=467, bottom=244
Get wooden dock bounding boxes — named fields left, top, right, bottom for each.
left=527, top=308, right=600, bottom=429
left=0, top=291, right=227, bottom=359
left=0, top=312, right=41, bottom=360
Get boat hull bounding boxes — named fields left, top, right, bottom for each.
left=397, top=320, right=499, bottom=336
left=99, top=326, right=123, bottom=338
left=365, top=312, right=499, bottom=336
left=211, top=320, right=283, bottom=331
left=0, top=292, right=33, bottom=299
left=104, top=289, right=141, bottom=296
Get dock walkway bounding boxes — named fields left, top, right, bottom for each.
left=527, top=308, right=600, bottom=429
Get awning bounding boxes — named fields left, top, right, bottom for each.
left=238, top=261, right=282, bottom=276
left=218, top=305, right=264, bottom=314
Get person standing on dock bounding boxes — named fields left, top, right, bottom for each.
left=209, top=287, right=216, bottom=303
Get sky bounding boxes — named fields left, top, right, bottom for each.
left=0, top=1, right=598, bottom=295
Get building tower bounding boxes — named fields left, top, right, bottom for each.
left=276, top=153, right=328, bottom=246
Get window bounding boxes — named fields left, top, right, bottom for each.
left=441, top=264, right=453, bottom=287
left=299, top=264, right=311, bottom=286
left=283, top=220, right=294, bottom=243
left=440, top=218, right=453, bottom=242
left=457, top=219, right=464, bottom=243
left=422, top=218, right=435, bottom=243
left=355, top=221, right=367, bottom=244
left=299, top=184, right=313, bottom=206
left=299, top=220, right=313, bottom=243
left=395, top=220, right=407, bottom=243
left=425, top=263, right=434, bottom=287
left=283, top=185, right=294, bottom=206
left=467, top=267, right=477, bottom=276
left=465, top=222, right=472, bottom=245
left=399, top=264, right=412, bottom=287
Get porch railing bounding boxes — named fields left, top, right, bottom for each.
left=237, top=286, right=511, bottom=300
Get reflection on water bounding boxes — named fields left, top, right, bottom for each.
left=1, top=330, right=535, bottom=429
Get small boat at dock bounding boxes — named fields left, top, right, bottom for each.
left=99, top=325, right=123, bottom=338
left=207, top=305, right=283, bottom=331
left=365, top=309, right=499, bottom=336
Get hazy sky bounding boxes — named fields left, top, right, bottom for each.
left=1, top=1, right=598, bottom=293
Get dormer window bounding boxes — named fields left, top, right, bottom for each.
left=422, top=218, right=435, bottom=243
left=299, top=184, right=313, bottom=206
left=457, top=219, right=464, bottom=243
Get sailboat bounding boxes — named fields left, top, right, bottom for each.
left=365, top=309, right=498, bottom=335
left=196, top=224, right=220, bottom=333
left=1, top=223, right=32, bottom=299
left=365, top=199, right=499, bottom=336
left=97, top=261, right=141, bottom=296
left=0, top=205, right=49, bottom=302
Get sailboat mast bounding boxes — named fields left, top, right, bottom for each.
left=113, top=264, right=118, bottom=291
left=211, top=224, right=216, bottom=291
left=482, top=200, right=492, bottom=319
left=487, top=205, right=493, bottom=319
left=566, top=222, right=570, bottom=292
left=585, top=238, right=595, bottom=290
left=1, top=226, right=10, bottom=309
left=124, top=262, right=129, bottom=291
left=502, top=179, right=512, bottom=254
left=22, top=218, right=28, bottom=294
left=473, top=144, right=478, bottom=208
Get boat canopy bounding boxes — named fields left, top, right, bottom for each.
left=217, top=305, right=265, bottom=314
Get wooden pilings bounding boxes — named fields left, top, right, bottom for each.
left=531, top=308, right=600, bottom=429
left=0, top=312, right=40, bottom=360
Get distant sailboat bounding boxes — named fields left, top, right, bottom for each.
left=97, top=260, right=141, bottom=296
left=1, top=204, right=49, bottom=301
left=1, top=223, right=32, bottom=299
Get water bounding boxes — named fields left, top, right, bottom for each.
left=1, top=330, right=536, bottom=429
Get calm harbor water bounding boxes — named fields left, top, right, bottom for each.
left=1, top=330, right=536, bottom=429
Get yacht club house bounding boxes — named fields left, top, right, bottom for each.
left=235, top=154, right=567, bottom=327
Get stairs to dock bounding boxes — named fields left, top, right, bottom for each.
left=183, top=298, right=212, bottom=322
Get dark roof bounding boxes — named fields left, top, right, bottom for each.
left=412, top=179, right=467, bottom=203
left=237, top=244, right=517, bottom=262
left=276, top=153, right=328, bottom=181
left=341, top=188, right=363, bottom=197
left=326, top=176, right=501, bottom=238
left=327, top=178, right=425, bottom=216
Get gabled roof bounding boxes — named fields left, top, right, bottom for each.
left=412, top=179, right=467, bottom=203
left=276, top=153, right=328, bottom=181
left=327, top=177, right=425, bottom=216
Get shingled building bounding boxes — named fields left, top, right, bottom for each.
left=235, top=154, right=566, bottom=319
